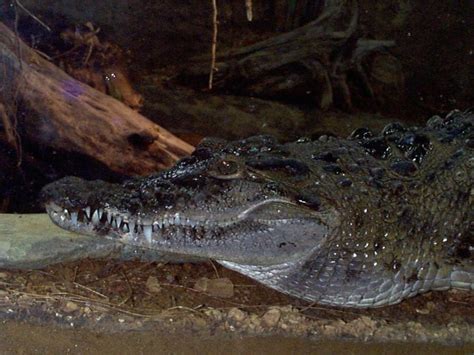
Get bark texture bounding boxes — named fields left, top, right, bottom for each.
left=0, top=22, right=193, bottom=176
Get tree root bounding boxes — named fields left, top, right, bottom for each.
left=179, top=0, right=398, bottom=111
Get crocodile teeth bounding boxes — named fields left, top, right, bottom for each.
left=61, top=209, right=69, bottom=222
left=71, top=212, right=78, bottom=225
left=97, top=208, right=104, bottom=220
left=143, top=225, right=152, bottom=244
left=174, top=213, right=181, bottom=225
left=91, top=210, right=100, bottom=225
left=83, top=207, right=91, bottom=220
left=116, top=216, right=122, bottom=228
left=129, top=221, right=136, bottom=234
left=107, top=213, right=112, bottom=224
left=122, top=222, right=129, bottom=233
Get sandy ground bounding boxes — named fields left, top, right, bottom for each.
left=0, top=258, right=472, bottom=349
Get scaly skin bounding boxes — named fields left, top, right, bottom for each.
left=41, top=110, right=473, bottom=307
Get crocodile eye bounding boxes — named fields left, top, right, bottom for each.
left=210, top=159, right=242, bottom=179
left=215, top=159, right=239, bottom=175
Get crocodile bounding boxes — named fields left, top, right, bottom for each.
left=41, top=110, right=474, bottom=308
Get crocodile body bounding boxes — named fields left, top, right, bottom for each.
left=42, top=110, right=474, bottom=308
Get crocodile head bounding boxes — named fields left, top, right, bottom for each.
left=41, top=136, right=336, bottom=266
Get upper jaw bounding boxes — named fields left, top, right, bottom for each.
left=42, top=174, right=326, bottom=251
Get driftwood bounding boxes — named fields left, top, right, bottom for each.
left=180, top=0, right=397, bottom=111
left=0, top=22, right=193, bottom=176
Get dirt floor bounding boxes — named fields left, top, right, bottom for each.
left=1, top=320, right=473, bottom=355
left=0, top=259, right=472, bottom=350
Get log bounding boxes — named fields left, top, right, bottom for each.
left=0, top=22, right=193, bottom=176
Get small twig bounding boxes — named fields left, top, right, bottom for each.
left=208, top=0, right=218, bottom=89
left=14, top=0, right=51, bottom=32
left=245, top=0, right=253, bottom=21
left=117, top=270, right=134, bottom=306
left=299, top=301, right=360, bottom=315
left=208, top=260, right=220, bottom=278
left=72, top=266, right=78, bottom=283
left=11, top=289, right=156, bottom=317
left=163, top=305, right=203, bottom=315
left=33, top=49, right=52, bottom=60
left=83, top=42, right=94, bottom=65
left=73, top=282, right=109, bottom=299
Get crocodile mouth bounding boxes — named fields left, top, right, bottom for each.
left=45, top=198, right=319, bottom=247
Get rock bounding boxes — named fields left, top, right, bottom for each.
left=323, top=324, right=339, bottom=337
left=203, top=308, right=223, bottom=321
left=193, top=277, right=234, bottom=298
left=145, top=276, right=162, bottom=293
left=63, top=301, right=79, bottom=313
left=248, top=314, right=262, bottom=328
left=359, top=315, right=377, bottom=328
left=165, top=274, right=176, bottom=284
left=227, top=308, right=247, bottom=323
left=415, top=301, right=436, bottom=315
left=345, top=316, right=377, bottom=338
left=261, top=308, right=281, bottom=327
left=190, top=316, right=208, bottom=329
